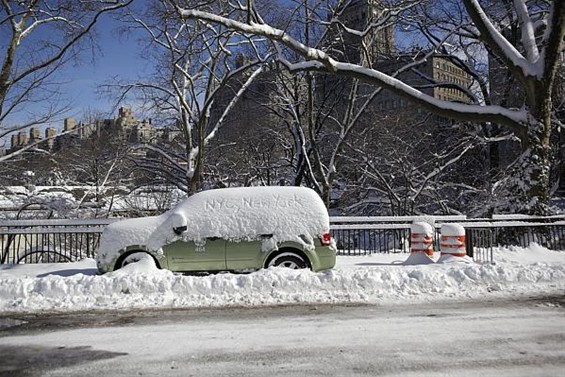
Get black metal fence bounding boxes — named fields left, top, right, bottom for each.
left=330, top=218, right=565, bottom=264
left=330, top=224, right=496, bottom=263
left=0, top=219, right=115, bottom=264
left=331, top=215, right=470, bottom=256
left=0, top=216, right=563, bottom=265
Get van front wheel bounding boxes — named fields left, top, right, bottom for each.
left=118, top=251, right=154, bottom=269
left=267, top=252, right=307, bottom=269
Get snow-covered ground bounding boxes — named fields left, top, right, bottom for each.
left=0, top=244, right=563, bottom=314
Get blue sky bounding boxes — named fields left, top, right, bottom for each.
left=57, top=15, right=149, bottom=121
left=5, top=1, right=413, bottom=132
left=5, top=12, right=149, bottom=131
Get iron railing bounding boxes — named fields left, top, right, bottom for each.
left=0, top=216, right=563, bottom=265
left=330, top=218, right=565, bottom=264
left=0, top=219, right=116, bottom=264
left=329, top=224, right=496, bottom=263
left=330, top=215, right=471, bottom=256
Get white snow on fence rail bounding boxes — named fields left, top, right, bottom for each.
left=457, top=221, right=565, bottom=228
left=491, top=214, right=565, bottom=220
left=2, top=215, right=563, bottom=230
left=0, top=228, right=108, bottom=235
left=330, top=215, right=467, bottom=223
left=0, top=219, right=117, bottom=227
left=331, top=223, right=413, bottom=230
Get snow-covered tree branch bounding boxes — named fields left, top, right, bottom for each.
left=109, top=0, right=270, bottom=193
left=170, top=0, right=565, bottom=214
left=0, top=0, right=133, bottom=159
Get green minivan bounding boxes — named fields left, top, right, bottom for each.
left=96, top=186, right=336, bottom=274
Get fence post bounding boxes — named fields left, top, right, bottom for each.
left=466, top=229, right=474, bottom=258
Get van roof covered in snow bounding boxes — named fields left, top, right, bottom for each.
left=163, top=186, right=329, bottom=241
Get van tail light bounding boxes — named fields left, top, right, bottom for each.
left=319, top=233, right=333, bottom=246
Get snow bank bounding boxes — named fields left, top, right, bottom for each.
left=0, top=245, right=563, bottom=313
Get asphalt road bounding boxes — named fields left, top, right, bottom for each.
left=0, top=295, right=564, bottom=377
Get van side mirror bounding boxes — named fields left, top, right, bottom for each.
left=173, top=225, right=187, bottom=235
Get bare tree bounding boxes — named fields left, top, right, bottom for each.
left=108, top=0, right=270, bottom=193
left=171, top=0, right=565, bottom=215
left=341, top=112, right=486, bottom=215
left=52, top=111, right=135, bottom=215
left=0, top=0, right=132, bottom=159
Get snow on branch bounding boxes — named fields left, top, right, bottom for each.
left=175, top=6, right=529, bottom=133
left=205, top=64, right=265, bottom=144
left=513, top=0, right=540, bottom=63
left=540, top=1, right=565, bottom=92
left=463, top=0, right=538, bottom=78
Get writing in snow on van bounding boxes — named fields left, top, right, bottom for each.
left=204, top=194, right=305, bottom=212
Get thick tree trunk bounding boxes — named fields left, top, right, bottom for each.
left=529, top=98, right=553, bottom=215
left=504, top=120, right=552, bottom=215
left=190, top=140, right=204, bottom=194
left=522, top=87, right=554, bottom=215
left=189, top=164, right=201, bottom=194
left=526, top=134, right=551, bottom=215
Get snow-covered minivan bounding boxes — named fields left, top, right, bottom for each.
left=96, top=186, right=336, bottom=273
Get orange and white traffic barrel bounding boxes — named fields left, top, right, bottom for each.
left=440, top=223, right=466, bottom=257
left=410, top=222, right=434, bottom=256
left=404, top=221, right=435, bottom=265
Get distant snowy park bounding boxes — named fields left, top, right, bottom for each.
left=1, top=244, right=563, bottom=314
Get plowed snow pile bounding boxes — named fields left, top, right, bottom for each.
left=0, top=244, right=563, bottom=313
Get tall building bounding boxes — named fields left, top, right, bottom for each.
left=115, top=107, right=138, bottom=128
left=45, top=127, right=57, bottom=150
left=371, top=53, right=473, bottom=112
left=327, top=0, right=395, bottom=65
left=29, top=127, right=41, bottom=141
left=322, top=1, right=471, bottom=113
left=206, top=59, right=291, bottom=185
left=10, top=134, right=18, bottom=150
left=9, top=127, right=47, bottom=152
left=63, top=118, right=78, bottom=135
left=132, top=119, right=156, bottom=143
left=207, top=3, right=477, bottom=190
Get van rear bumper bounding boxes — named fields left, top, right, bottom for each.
left=310, top=246, right=336, bottom=272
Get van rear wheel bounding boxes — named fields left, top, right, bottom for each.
left=267, top=252, right=307, bottom=269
